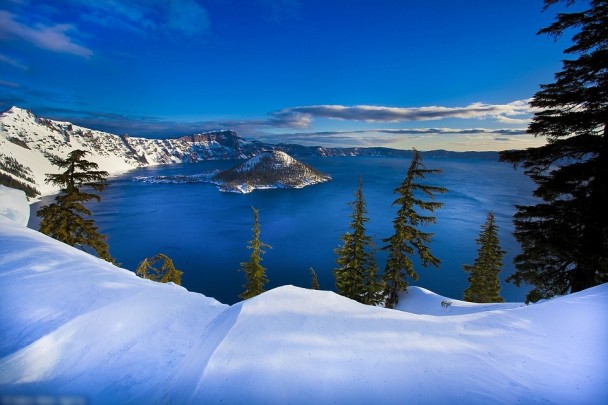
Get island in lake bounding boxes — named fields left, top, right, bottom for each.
left=133, top=150, right=332, bottom=193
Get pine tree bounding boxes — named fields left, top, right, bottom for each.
left=499, top=0, right=608, bottom=302
left=239, top=207, right=271, bottom=300
left=382, top=149, right=447, bottom=309
left=463, top=212, right=505, bottom=303
left=334, top=177, right=383, bottom=305
left=37, top=149, right=114, bottom=263
left=135, top=253, right=183, bottom=285
left=310, top=267, right=320, bottom=290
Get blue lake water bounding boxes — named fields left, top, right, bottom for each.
left=29, top=156, right=537, bottom=305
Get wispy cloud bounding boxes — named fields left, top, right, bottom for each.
left=252, top=128, right=530, bottom=146
left=0, top=11, right=93, bottom=57
left=270, top=100, right=533, bottom=126
left=0, top=0, right=211, bottom=61
left=0, top=52, right=28, bottom=70
left=0, top=79, right=20, bottom=88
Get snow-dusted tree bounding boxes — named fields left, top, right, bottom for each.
left=239, top=207, right=272, bottom=300
left=499, top=0, right=608, bottom=302
left=463, top=212, right=505, bottom=303
left=37, top=149, right=114, bottom=264
left=136, top=253, right=183, bottom=285
left=334, top=177, right=383, bottom=305
left=382, top=149, right=446, bottom=309
left=310, top=267, right=320, bottom=290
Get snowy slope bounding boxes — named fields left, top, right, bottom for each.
left=0, top=107, right=246, bottom=198
left=0, top=187, right=606, bottom=404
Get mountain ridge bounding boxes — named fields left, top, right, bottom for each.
left=0, top=106, right=498, bottom=199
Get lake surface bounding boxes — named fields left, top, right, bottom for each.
left=29, top=156, right=537, bottom=305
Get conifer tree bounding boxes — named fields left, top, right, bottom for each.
left=334, top=177, right=383, bottom=305
left=37, top=149, right=114, bottom=263
left=310, top=267, right=320, bottom=290
left=382, top=149, right=447, bottom=309
left=239, top=207, right=271, bottom=300
left=463, top=212, right=505, bottom=303
left=135, top=253, right=183, bottom=285
left=499, top=0, right=608, bottom=301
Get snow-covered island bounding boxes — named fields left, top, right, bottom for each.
left=0, top=185, right=606, bottom=403
left=133, top=150, right=332, bottom=193
left=211, top=150, right=331, bottom=193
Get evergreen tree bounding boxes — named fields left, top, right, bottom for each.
left=135, top=253, right=183, bottom=285
left=334, top=177, right=383, bottom=305
left=37, top=149, right=114, bottom=263
left=463, top=212, right=505, bottom=303
left=382, top=149, right=447, bottom=309
left=239, top=207, right=271, bottom=300
left=310, top=267, right=320, bottom=290
left=499, top=0, right=608, bottom=302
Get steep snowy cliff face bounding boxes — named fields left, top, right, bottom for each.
left=0, top=107, right=247, bottom=197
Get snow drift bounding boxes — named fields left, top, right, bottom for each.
left=0, top=187, right=606, bottom=404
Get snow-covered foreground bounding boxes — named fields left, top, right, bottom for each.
left=1, top=187, right=607, bottom=404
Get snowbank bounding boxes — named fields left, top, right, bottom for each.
left=0, top=185, right=30, bottom=226
left=0, top=190, right=606, bottom=403
left=0, top=203, right=228, bottom=403
left=395, top=285, right=526, bottom=316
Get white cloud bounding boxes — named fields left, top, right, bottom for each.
left=270, top=100, right=534, bottom=126
left=0, top=11, right=93, bottom=57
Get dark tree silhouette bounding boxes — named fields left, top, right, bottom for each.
left=499, top=0, right=608, bottom=302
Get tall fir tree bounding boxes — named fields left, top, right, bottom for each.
left=382, top=149, right=447, bottom=309
left=239, top=206, right=271, bottom=300
left=37, top=149, right=114, bottom=263
left=463, top=212, right=505, bottom=303
left=334, top=177, right=383, bottom=305
left=499, top=0, right=608, bottom=302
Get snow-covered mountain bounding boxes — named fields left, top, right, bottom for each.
left=0, top=186, right=606, bottom=403
left=0, top=107, right=248, bottom=198
left=211, top=150, right=331, bottom=193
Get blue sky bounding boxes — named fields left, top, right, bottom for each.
left=0, top=0, right=575, bottom=151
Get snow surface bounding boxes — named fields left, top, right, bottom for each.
left=1, top=188, right=607, bottom=404
left=236, top=150, right=297, bottom=172
left=0, top=186, right=29, bottom=226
